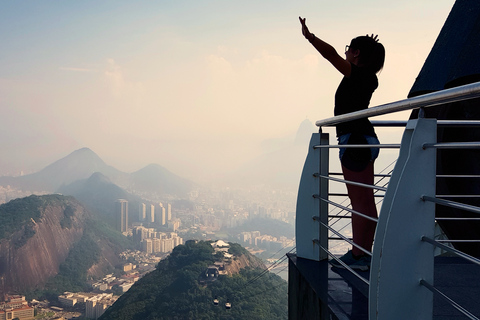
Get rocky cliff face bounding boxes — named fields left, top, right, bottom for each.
left=86, top=236, right=124, bottom=279
left=225, top=252, right=266, bottom=275
left=0, top=195, right=88, bottom=295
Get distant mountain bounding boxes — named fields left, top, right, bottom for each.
left=0, top=148, right=195, bottom=199
left=130, top=163, right=195, bottom=198
left=0, top=148, right=127, bottom=192
left=57, top=172, right=142, bottom=226
left=227, top=119, right=316, bottom=188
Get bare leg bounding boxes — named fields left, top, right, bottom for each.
left=342, top=162, right=378, bottom=257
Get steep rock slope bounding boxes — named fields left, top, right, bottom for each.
left=0, top=195, right=88, bottom=295
left=0, top=194, right=133, bottom=296
left=225, top=252, right=265, bottom=275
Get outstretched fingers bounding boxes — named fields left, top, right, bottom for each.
left=299, top=16, right=311, bottom=39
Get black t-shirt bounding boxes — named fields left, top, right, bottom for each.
left=334, top=64, right=378, bottom=137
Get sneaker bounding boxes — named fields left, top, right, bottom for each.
left=330, top=250, right=356, bottom=268
left=349, top=255, right=371, bottom=271
left=330, top=250, right=370, bottom=271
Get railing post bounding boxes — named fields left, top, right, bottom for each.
left=295, top=132, right=329, bottom=261
left=369, top=118, right=437, bottom=320
left=319, top=132, right=330, bottom=260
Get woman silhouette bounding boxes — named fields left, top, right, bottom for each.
left=300, top=17, right=385, bottom=270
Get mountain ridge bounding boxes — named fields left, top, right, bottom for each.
left=0, top=148, right=195, bottom=199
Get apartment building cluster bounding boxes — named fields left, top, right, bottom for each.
left=117, top=200, right=181, bottom=234
left=0, top=295, right=34, bottom=320
left=91, top=272, right=139, bottom=293
left=85, top=293, right=116, bottom=320
left=118, top=249, right=162, bottom=268
left=132, top=226, right=183, bottom=254
left=238, top=231, right=294, bottom=251
left=58, top=292, right=117, bottom=320
left=138, top=202, right=172, bottom=225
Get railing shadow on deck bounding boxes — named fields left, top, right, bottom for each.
left=290, top=81, right=480, bottom=320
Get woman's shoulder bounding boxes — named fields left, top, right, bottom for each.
left=351, top=64, right=378, bottom=85
left=351, top=64, right=375, bottom=76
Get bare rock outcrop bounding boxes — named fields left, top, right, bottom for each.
left=224, top=252, right=266, bottom=275
left=0, top=196, right=88, bottom=295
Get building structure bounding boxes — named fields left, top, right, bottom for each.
left=142, top=238, right=153, bottom=254
left=148, top=204, right=154, bottom=223
left=115, top=199, right=128, bottom=233
left=58, top=292, right=77, bottom=307
left=140, top=232, right=183, bottom=254
left=85, top=294, right=116, bottom=320
left=158, top=203, right=166, bottom=226
left=138, top=203, right=146, bottom=221
left=167, top=219, right=180, bottom=232
left=0, top=295, right=34, bottom=320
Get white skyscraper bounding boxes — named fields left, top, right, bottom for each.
left=148, top=204, right=155, bottom=223
left=115, top=199, right=128, bottom=232
left=159, top=203, right=166, bottom=225
left=139, top=203, right=146, bottom=222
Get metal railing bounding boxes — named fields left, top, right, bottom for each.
left=295, top=81, right=480, bottom=319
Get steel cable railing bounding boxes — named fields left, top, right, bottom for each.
left=295, top=81, right=480, bottom=319
left=414, top=139, right=480, bottom=318
left=420, top=279, right=480, bottom=320
left=320, top=145, right=396, bottom=257
left=310, top=130, right=401, bottom=286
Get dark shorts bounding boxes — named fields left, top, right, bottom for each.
left=338, top=133, right=380, bottom=171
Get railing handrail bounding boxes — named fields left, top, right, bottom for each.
left=315, top=81, right=480, bottom=128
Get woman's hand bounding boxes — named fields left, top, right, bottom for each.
left=299, top=16, right=313, bottom=40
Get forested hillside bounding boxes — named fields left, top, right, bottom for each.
left=99, top=241, right=287, bottom=320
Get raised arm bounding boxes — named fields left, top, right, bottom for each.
left=299, top=17, right=351, bottom=77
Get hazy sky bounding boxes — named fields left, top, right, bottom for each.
left=0, top=0, right=454, bottom=183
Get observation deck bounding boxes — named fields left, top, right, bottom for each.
left=288, top=81, right=480, bottom=319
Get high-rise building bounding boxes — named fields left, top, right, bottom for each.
left=158, top=203, right=166, bottom=225
left=154, top=203, right=164, bottom=226
left=152, top=238, right=161, bottom=253
left=160, top=206, right=166, bottom=226
left=115, top=199, right=128, bottom=233
left=167, top=219, right=180, bottom=232
left=132, top=226, right=146, bottom=243
left=142, top=239, right=153, bottom=254
left=148, top=204, right=155, bottom=223
left=167, top=203, right=172, bottom=221
left=139, top=203, right=146, bottom=222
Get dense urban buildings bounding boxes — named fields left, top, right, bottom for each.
left=132, top=226, right=184, bottom=254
